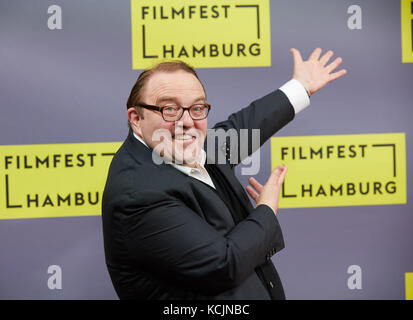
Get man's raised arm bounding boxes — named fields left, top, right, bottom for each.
left=208, top=48, right=347, bottom=166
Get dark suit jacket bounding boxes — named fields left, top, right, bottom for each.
left=102, top=89, right=295, bottom=299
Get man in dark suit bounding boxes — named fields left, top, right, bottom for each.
left=102, top=48, right=346, bottom=299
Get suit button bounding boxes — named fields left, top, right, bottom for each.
left=269, top=281, right=274, bottom=288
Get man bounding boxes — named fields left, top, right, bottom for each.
left=102, top=48, right=346, bottom=299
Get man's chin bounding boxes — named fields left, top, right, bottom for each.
left=172, top=139, right=202, bottom=166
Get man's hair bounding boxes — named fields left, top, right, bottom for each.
left=126, top=60, right=204, bottom=116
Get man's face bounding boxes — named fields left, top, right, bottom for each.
left=133, top=70, right=208, bottom=166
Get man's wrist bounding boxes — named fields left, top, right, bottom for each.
left=279, top=78, right=311, bottom=114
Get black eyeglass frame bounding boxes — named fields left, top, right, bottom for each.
left=135, top=103, right=211, bottom=122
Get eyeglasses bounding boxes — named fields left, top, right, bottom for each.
left=135, top=103, right=211, bottom=122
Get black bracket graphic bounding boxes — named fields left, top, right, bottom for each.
left=235, top=5, right=260, bottom=39
left=4, top=174, right=22, bottom=209
left=371, top=144, right=396, bottom=177
left=282, top=181, right=297, bottom=198
left=140, top=4, right=261, bottom=60
left=280, top=143, right=398, bottom=199
left=142, top=25, right=159, bottom=58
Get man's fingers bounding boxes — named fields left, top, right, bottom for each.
left=277, top=166, right=288, bottom=185
left=248, top=177, right=264, bottom=194
left=309, top=47, right=322, bottom=61
left=246, top=185, right=259, bottom=202
left=267, top=165, right=287, bottom=186
left=325, top=57, right=343, bottom=73
left=319, top=50, right=334, bottom=66
left=329, top=69, right=347, bottom=82
left=290, top=48, right=303, bottom=65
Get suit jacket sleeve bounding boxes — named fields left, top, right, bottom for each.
left=209, top=89, right=295, bottom=166
left=117, top=186, right=282, bottom=296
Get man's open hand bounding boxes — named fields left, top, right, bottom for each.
left=246, top=165, right=288, bottom=215
left=290, top=48, right=347, bottom=96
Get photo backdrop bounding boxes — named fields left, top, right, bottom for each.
left=0, top=0, right=412, bottom=299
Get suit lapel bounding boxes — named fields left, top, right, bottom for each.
left=205, top=153, right=253, bottom=218
left=125, top=129, right=253, bottom=218
left=124, top=130, right=186, bottom=179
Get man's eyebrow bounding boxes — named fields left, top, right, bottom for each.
left=155, top=96, right=177, bottom=104
left=156, top=96, right=206, bottom=105
left=191, top=96, right=207, bottom=103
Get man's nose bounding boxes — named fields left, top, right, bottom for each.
left=176, top=109, right=195, bottom=128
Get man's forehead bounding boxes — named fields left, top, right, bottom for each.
left=143, top=70, right=206, bottom=99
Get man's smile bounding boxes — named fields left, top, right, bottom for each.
left=173, top=134, right=194, bottom=141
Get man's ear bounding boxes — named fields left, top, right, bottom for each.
left=127, top=107, right=143, bottom=136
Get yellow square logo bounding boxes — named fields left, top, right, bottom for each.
left=130, top=0, right=271, bottom=69
left=271, top=133, right=406, bottom=208
left=406, top=273, right=413, bottom=300
left=0, top=142, right=121, bottom=220
left=401, top=0, right=413, bottom=62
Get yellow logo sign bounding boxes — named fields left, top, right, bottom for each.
left=130, top=0, right=271, bottom=69
left=271, top=133, right=406, bottom=208
left=401, top=0, right=413, bottom=62
left=0, top=142, right=121, bottom=220
left=406, top=272, right=413, bottom=300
